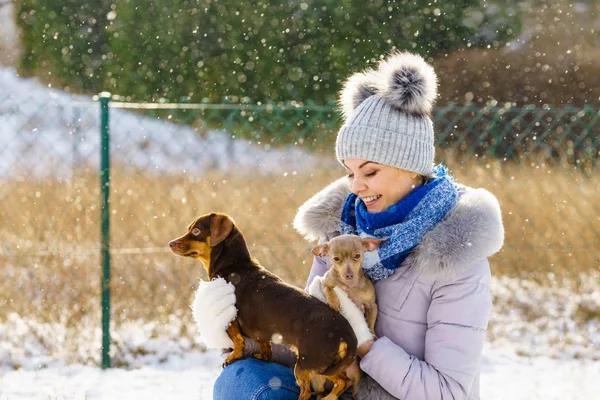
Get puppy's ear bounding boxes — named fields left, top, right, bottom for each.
left=209, top=213, right=234, bottom=247
left=311, top=243, right=329, bottom=257
left=362, top=238, right=382, bottom=252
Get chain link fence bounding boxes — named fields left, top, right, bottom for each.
left=1, top=92, right=598, bottom=366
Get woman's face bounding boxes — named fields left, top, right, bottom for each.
left=343, top=158, right=420, bottom=213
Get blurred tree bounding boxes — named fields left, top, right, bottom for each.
left=15, top=0, right=111, bottom=91
left=462, top=0, right=521, bottom=46
left=14, top=0, right=521, bottom=103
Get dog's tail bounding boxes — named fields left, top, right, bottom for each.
left=320, top=340, right=354, bottom=376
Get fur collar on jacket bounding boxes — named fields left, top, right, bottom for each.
left=293, top=177, right=504, bottom=280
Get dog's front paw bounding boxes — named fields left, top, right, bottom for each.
left=222, top=351, right=244, bottom=368
left=222, top=357, right=237, bottom=368
left=251, top=352, right=273, bottom=362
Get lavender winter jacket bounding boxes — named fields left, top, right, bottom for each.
left=293, top=178, right=504, bottom=400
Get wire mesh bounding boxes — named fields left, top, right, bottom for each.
left=1, top=94, right=598, bottom=364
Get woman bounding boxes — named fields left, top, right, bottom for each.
left=203, top=52, right=504, bottom=399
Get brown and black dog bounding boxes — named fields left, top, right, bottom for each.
left=169, top=212, right=359, bottom=400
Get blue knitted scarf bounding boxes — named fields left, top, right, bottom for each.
left=340, top=164, right=458, bottom=282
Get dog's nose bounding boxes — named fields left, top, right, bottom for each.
left=345, top=271, right=354, bottom=279
left=169, top=240, right=176, bottom=248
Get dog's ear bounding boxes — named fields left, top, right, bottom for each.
left=362, top=237, right=383, bottom=252
left=311, top=243, right=329, bottom=257
left=209, top=213, right=234, bottom=247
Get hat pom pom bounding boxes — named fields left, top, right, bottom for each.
left=338, top=69, right=380, bottom=121
left=378, top=52, right=437, bottom=116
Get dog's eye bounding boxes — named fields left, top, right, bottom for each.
left=354, top=254, right=361, bottom=260
left=191, top=228, right=201, bottom=236
left=333, top=257, right=340, bottom=262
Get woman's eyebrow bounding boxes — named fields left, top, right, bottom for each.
left=359, top=161, right=377, bottom=169
left=342, top=161, right=378, bottom=169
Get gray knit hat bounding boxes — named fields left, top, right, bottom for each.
left=335, top=52, right=438, bottom=176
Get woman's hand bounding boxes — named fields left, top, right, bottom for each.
left=357, top=339, right=374, bottom=358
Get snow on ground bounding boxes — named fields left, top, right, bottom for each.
left=0, top=351, right=222, bottom=400
left=1, top=347, right=599, bottom=400
left=488, top=275, right=600, bottom=360
left=478, top=348, right=600, bottom=400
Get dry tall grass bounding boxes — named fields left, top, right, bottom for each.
left=1, top=158, right=598, bottom=330
left=433, top=0, right=600, bottom=107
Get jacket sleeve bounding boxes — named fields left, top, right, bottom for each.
left=304, top=235, right=335, bottom=290
left=359, top=263, right=492, bottom=400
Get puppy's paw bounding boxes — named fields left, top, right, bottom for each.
left=222, top=357, right=236, bottom=368
left=251, top=352, right=273, bottom=362
left=222, top=352, right=243, bottom=368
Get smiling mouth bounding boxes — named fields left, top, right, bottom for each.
left=362, top=195, right=381, bottom=204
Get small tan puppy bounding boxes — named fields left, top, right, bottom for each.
left=311, top=234, right=382, bottom=333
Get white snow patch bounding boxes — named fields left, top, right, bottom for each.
left=0, top=66, right=329, bottom=179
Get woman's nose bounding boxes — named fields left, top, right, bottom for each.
left=349, top=177, right=366, bottom=193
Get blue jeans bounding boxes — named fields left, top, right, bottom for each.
left=213, top=358, right=310, bottom=400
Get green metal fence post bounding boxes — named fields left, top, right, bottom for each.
left=99, top=92, right=111, bottom=369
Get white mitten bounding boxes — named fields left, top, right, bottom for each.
left=190, top=277, right=237, bottom=349
left=307, top=275, right=327, bottom=303
left=308, top=276, right=374, bottom=346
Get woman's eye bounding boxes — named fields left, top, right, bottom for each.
left=365, top=171, right=377, bottom=178
left=192, top=228, right=201, bottom=236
